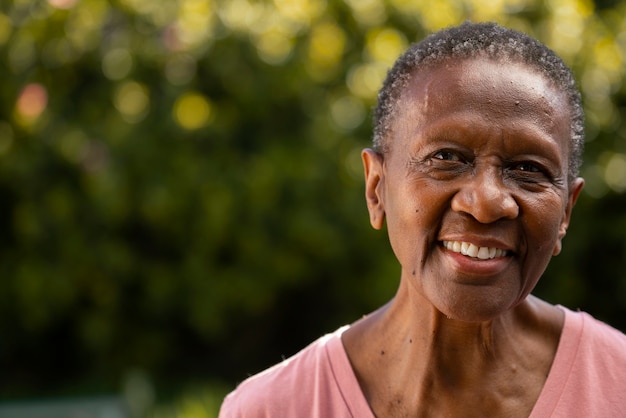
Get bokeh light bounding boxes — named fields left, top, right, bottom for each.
left=605, top=152, right=626, bottom=193
left=48, top=0, right=79, bottom=9
left=174, top=92, right=213, bottom=130
left=15, top=83, right=48, bottom=124
left=255, top=28, right=295, bottom=65
left=347, top=62, right=387, bottom=100
left=344, top=0, right=387, bottom=27
left=113, top=81, right=150, bottom=123
left=330, top=95, right=366, bottom=132
left=102, top=48, right=134, bottom=80
left=0, top=14, right=12, bottom=46
left=306, top=21, right=346, bottom=81
left=365, top=27, right=408, bottom=66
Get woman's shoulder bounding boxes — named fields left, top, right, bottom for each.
left=530, top=306, right=626, bottom=417
left=557, top=305, right=626, bottom=383
left=219, top=326, right=352, bottom=417
left=561, top=305, right=626, bottom=352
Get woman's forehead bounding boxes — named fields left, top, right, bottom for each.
left=398, top=58, right=571, bottom=125
left=388, top=57, right=573, bottom=159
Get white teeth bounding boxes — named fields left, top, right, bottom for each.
left=443, top=241, right=507, bottom=260
left=477, top=246, right=490, bottom=259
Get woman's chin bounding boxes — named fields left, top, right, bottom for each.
left=432, top=291, right=521, bottom=323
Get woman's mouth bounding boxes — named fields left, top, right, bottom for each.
left=442, top=240, right=508, bottom=260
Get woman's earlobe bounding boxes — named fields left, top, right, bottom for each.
left=362, top=148, right=386, bottom=230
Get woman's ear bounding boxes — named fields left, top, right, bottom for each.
left=553, top=177, right=584, bottom=256
left=362, top=148, right=386, bottom=230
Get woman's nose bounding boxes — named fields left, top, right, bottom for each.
left=450, top=167, right=519, bottom=223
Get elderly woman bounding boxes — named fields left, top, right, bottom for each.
left=220, top=22, right=626, bottom=417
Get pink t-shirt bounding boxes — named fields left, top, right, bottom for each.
left=219, top=307, right=626, bottom=417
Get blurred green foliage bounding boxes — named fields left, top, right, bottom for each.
left=1, top=0, right=626, bottom=409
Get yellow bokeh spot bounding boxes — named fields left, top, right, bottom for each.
left=347, top=62, right=387, bottom=100
left=174, top=92, right=213, bottom=130
left=0, top=14, right=12, bottom=46
left=604, top=153, right=626, bottom=193
left=419, top=1, right=463, bottom=32
left=366, top=27, right=408, bottom=66
left=218, top=0, right=266, bottom=33
left=306, top=21, right=346, bottom=80
left=546, top=0, right=594, bottom=59
left=344, top=0, right=386, bottom=27
left=114, top=81, right=150, bottom=123
left=273, top=0, right=326, bottom=25
left=467, top=0, right=507, bottom=20
left=593, top=37, right=623, bottom=76
left=548, top=0, right=594, bottom=17
left=255, top=29, right=294, bottom=65
left=176, top=0, right=215, bottom=50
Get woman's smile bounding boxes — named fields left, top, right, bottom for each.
left=439, top=240, right=514, bottom=279
left=442, top=240, right=509, bottom=260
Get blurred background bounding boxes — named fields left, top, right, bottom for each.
left=1, top=0, right=626, bottom=416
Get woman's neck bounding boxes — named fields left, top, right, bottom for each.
left=341, top=283, right=564, bottom=418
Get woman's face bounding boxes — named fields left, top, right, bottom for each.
left=363, top=58, right=584, bottom=322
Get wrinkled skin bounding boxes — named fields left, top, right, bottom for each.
left=343, top=57, right=584, bottom=418
left=364, top=57, right=583, bottom=322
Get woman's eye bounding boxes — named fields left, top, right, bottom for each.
left=433, top=151, right=462, bottom=162
left=513, top=162, right=541, bottom=173
left=506, top=161, right=555, bottom=185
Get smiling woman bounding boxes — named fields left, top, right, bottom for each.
left=218, top=22, right=626, bottom=418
